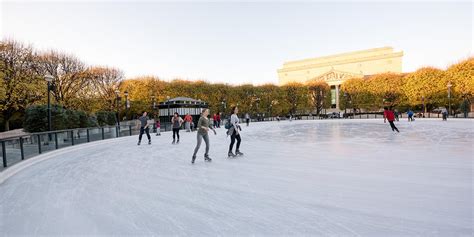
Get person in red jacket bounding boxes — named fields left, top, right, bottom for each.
left=212, top=113, right=218, bottom=128
left=216, top=113, right=221, bottom=128
left=384, top=107, right=399, bottom=133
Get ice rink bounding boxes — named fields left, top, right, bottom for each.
left=0, top=119, right=473, bottom=236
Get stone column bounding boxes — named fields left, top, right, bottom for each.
left=335, top=84, right=340, bottom=110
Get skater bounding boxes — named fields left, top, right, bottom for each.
left=213, top=113, right=218, bottom=128
left=245, top=113, right=250, bottom=126
left=442, top=108, right=448, bottom=121
left=137, top=111, right=151, bottom=145
left=184, top=113, right=192, bottom=132
left=216, top=113, right=221, bottom=128
left=227, top=106, right=244, bottom=157
left=407, top=109, right=414, bottom=122
left=384, top=107, right=399, bottom=133
left=192, top=108, right=217, bottom=164
left=394, top=110, right=399, bottom=121
left=171, top=112, right=184, bottom=144
left=155, top=120, right=161, bottom=136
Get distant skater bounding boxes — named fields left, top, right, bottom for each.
left=184, top=113, right=192, bottom=132
left=227, top=106, right=244, bottom=157
left=384, top=107, right=399, bottom=133
left=442, top=108, right=448, bottom=121
left=407, top=109, right=414, bottom=122
left=192, top=109, right=217, bottom=164
left=245, top=113, right=250, bottom=126
left=216, top=113, right=221, bottom=128
left=155, top=120, right=161, bottom=136
left=137, top=111, right=151, bottom=145
left=171, top=112, right=184, bottom=144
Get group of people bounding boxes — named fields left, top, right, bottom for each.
left=136, top=107, right=245, bottom=164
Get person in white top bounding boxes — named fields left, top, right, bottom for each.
left=245, top=113, right=250, bottom=126
left=227, top=106, right=244, bottom=157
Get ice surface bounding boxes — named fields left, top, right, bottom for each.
left=0, top=119, right=473, bottom=236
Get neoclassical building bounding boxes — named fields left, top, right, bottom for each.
left=277, top=47, right=403, bottom=110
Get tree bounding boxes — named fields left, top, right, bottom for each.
left=36, top=50, right=88, bottom=109
left=0, top=39, right=44, bottom=131
left=402, top=67, right=447, bottom=113
left=306, top=80, right=330, bottom=115
left=446, top=57, right=474, bottom=115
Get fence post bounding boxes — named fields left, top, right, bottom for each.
left=86, top=129, right=90, bottom=142
left=20, top=137, right=24, bottom=160
left=129, top=125, right=132, bottom=136
left=54, top=133, right=58, bottom=149
left=2, top=141, right=6, bottom=168
left=102, top=127, right=105, bottom=140
left=71, top=131, right=75, bottom=146
left=38, top=134, right=42, bottom=154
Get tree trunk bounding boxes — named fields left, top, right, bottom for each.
left=4, top=119, right=10, bottom=131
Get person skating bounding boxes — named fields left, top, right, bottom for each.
left=216, top=113, right=221, bottom=128
left=137, top=111, right=151, bottom=145
left=227, top=106, right=243, bottom=157
left=384, top=107, right=399, bottom=133
left=192, top=109, right=217, bottom=164
left=407, top=109, right=414, bottom=122
left=171, top=112, right=184, bottom=144
left=184, top=113, right=192, bottom=132
left=245, top=113, right=250, bottom=126
left=442, top=108, right=448, bottom=121
left=213, top=113, right=218, bottom=128
left=155, top=120, right=161, bottom=136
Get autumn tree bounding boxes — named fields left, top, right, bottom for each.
left=0, top=39, right=44, bottom=131
left=35, top=50, right=87, bottom=109
left=306, top=80, right=330, bottom=115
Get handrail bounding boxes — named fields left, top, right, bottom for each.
left=0, top=124, right=133, bottom=142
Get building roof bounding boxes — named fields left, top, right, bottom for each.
left=167, top=97, right=201, bottom=102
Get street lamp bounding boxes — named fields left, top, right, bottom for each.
left=115, top=90, right=121, bottom=126
left=166, top=96, right=171, bottom=125
left=422, top=96, right=425, bottom=118
left=44, top=74, right=54, bottom=133
left=343, top=92, right=348, bottom=118
left=124, top=91, right=129, bottom=120
left=447, top=82, right=452, bottom=117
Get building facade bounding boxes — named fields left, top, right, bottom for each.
left=277, top=47, right=403, bottom=110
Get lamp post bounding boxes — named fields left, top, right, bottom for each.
left=124, top=91, right=129, bottom=120
left=447, top=82, right=452, bottom=117
left=44, top=74, right=54, bottom=133
left=115, top=90, right=121, bottom=126
left=343, top=92, right=347, bottom=118
left=151, top=95, right=156, bottom=118
left=422, top=96, right=425, bottom=118
left=221, top=98, right=227, bottom=113
left=166, top=96, right=171, bottom=124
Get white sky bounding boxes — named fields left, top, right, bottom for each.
left=2, top=0, right=472, bottom=84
